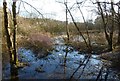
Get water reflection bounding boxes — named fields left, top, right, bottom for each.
left=63, top=45, right=69, bottom=79
left=2, top=37, right=120, bottom=80
left=10, top=64, right=18, bottom=81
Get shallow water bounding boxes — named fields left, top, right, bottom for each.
left=2, top=37, right=120, bottom=80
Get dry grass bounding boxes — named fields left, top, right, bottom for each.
left=68, top=32, right=108, bottom=54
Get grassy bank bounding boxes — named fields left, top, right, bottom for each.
left=63, top=32, right=108, bottom=54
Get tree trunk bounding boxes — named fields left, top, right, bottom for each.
left=64, top=0, right=69, bottom=67
left=108, top=38, right=113, bottom=51
left=105, top=2, right=114, bottom=51
left=12, top=2, right=17, bottom=64
left=3, top=1, right=13, bottom=64
left=118, top=23, right=120, bottom=44
left=108, top=1, right=114, bottom=51
left=117, top=5, right=120, bottom=45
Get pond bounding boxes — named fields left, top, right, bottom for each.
left=2, top=36, right=120, bottom=80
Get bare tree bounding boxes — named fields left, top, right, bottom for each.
left=96, top=0, right=115, bottom=51
left=64, top=0, right=70, bottom=66
left=56, top=1, right=92, bottom=53
left=65, top=3, right=92, bottom=53
left=76, top=2, right=92, bottom=52
left=65, top=0, right=70, bottom=43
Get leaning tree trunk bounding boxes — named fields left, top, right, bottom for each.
left=3, top=0, right=13, bottom=64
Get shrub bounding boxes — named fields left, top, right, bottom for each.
left=18, top=33, right=53, bottom=58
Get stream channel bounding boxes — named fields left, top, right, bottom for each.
left=2, top=36, right=120, bottom=80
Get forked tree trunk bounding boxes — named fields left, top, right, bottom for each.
left=96, top=1, right=115, bottom=51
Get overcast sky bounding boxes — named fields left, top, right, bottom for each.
left=0, top=0, right=119, bottom=22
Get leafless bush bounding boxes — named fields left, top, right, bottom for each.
left=18, top=33, right=53, bottom=58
